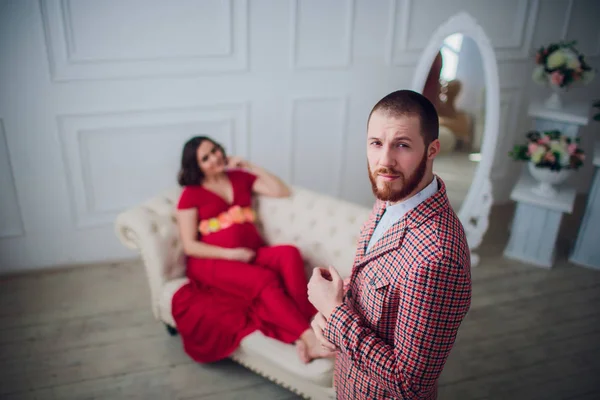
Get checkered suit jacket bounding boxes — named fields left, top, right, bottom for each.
left=323, top=176, right=472, bottom=399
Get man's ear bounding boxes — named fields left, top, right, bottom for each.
left=428, top=139, right=441, bottom=160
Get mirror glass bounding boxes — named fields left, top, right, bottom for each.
left=422, top=33, right=485, bottom=211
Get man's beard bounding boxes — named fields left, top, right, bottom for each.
left=368, top=151, right=428, bottom=203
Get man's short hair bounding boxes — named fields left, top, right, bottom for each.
left=368, top=90, right=439, bottom=146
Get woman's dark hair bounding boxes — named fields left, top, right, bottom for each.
left=177, top=136, right=227, bottom=186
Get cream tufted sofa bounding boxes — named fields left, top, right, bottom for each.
left=114, top=185, right=371, bottom=399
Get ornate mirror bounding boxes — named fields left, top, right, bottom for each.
left=412, top=12, right=501, bottom=267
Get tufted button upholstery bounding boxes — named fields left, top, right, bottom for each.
left=255, top=187, right=370, bottom=279
left=114, top=185, right=371, bottom=393
left=116, top=184, right=371, bottom=321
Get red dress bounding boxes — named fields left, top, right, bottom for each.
left=171, top=170, right=317, bottom=363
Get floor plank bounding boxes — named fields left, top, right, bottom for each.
left=0, top=309, right=161, bottom=360
left=2, top=360, right=295, bottom=400
left=1, top=202, right=599, bottom=399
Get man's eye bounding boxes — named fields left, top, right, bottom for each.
left=370, top=141, right=381, bottom=146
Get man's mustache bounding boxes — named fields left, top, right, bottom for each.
left=374, top=167, right=402, bottom=177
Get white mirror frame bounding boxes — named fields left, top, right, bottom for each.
left=411, top=12, right=501, bottom=267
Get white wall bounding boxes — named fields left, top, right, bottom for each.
left=1, top=0, right=599, bottom=273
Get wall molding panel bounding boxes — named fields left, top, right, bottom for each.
left=388, top=0, right=539, bottom=65
left=491, top=88, right=521, bottom=180
left=40, top=0, right=249, bottom=80
left=288, top=96, right=348, bottom=196
left=0, top=119, right=26, bottom=239
left=4, top=0, right=600, bottom=272
left=290, top=0, right=355, bottom=69
left=560, top=0, right=600, bottom=57
left=57, top=104, right=249, bottom=228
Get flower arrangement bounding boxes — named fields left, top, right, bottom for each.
left=198, top=205, right=256, bottom=236
left=532, top=40, right=595, bottom=89
left=509, top=130, right=585, bottom=171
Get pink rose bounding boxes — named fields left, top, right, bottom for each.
left=544, top=152, right=556, bottom=163
left=568, top=143, right=577, bottom=155
left=229, top=205, right=244, bottom=223
left=218, top=212, right=233, bottom=230
left=528, top=143, right=539, bottom=155
left=242, top=207, right=256, bottom=223
left=539, top=135, right=551, bottom=144
left=199, top=220, right=210, bottom=236
left=551, top=71, right=564, bottom=86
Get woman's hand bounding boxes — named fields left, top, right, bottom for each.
left=227, top=155, right=291, bottom=198
left=226, top=156, right=249, bottom=170
left=226, top=247, right=256, bottom=263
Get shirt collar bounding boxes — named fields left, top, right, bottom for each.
left=384, top=176, right=438, bottom=217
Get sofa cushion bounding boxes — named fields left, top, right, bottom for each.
left=238, top=331, right=334, bottom=387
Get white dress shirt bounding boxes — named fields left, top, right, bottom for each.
left=367, top=176, right=439, bottom=253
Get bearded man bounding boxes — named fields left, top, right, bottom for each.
left=307, top=90, right=472, bottom=399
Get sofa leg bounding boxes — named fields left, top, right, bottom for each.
left=165, top=323, right=178, bottom=336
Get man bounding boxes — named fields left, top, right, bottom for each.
left=308, top=90, right=472, bottom=399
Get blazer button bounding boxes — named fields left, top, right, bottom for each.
left=370, top=279, right=375, bottom=286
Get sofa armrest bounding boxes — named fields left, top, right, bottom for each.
left=115, top=207, right=154, bottom=250
left=114, top=187, right=185, bottom=321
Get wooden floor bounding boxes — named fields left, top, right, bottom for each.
left=1, top=201, right=599, bottom=400
left=433, top=149, right=478, bottom=211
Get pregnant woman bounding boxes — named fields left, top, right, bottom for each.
left=172, top=135, right=332, bottom=364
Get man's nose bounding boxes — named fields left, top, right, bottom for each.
left=379, top=146, right=396, bottom=167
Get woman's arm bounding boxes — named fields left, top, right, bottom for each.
left=248, top=162, right=291, bottom=197
left=228, top=156, right=290, bottom=198
left=176, top=208, right=254, bottom=262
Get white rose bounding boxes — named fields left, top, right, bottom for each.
left=567, top=58, right=581, bottom=70
left=547, top=50, right=567, bottom=69
left=532, top=65, right=548, bottom=85
left=560, top=150, right=571, bottom=166
left=550, top=141, right=564, bottom=153
left=531, top=147, right=546, bottom=164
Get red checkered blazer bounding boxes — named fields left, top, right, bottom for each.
left=324, top=177, right=472, bottom=399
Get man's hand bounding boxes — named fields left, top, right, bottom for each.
left=311, top=312, right=337, bottom=352
left=308, top=266, right=344, bottom=319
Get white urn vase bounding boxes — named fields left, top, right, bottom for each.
left=528, top=162, right=572, bottom=197
left=543, top=86, right=568, bottom=110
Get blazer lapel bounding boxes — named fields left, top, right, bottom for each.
left=355, top=200, right=386, bottom=262
left=354, top=200, right=409, bottom=269
left=356, top=219, right=407, bottom=268
left=354, top=176, right=450, bottom=269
